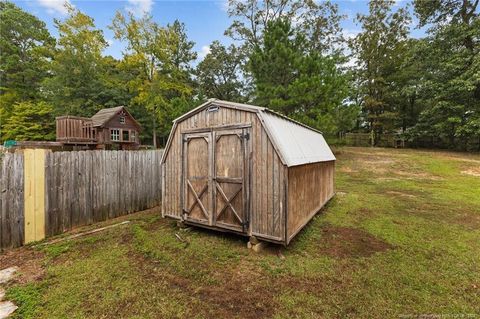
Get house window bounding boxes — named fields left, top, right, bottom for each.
left=122, top=130, right=129, bottom=142
left=111, top=129, right=120, bottom=141
left=131, top=131, right=136, bottom=142
left=120, top=116, right=125, bottom=124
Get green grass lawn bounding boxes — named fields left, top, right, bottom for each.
left=3, top=147, right=480, bottom=318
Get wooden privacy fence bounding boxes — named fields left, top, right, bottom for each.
left=344, top=133, right=405, bottom=148
left=1, top=149, right=163, bottom=250
left=0, top=152, right=24, bottom=249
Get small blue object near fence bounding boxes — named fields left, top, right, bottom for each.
left=3, top=140, right=17, bottom=148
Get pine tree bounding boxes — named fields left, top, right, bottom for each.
left=0, top=1, right=54, bottom=141
left=350, top=0, right=411, bottom=144
left=250, top=19, right=350, bottom=135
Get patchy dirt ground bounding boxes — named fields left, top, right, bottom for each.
left=385, top=190, right=417, bottom=198
left=461, top=167, right=480, bottom=177
left=0, top=248, right=45, bottom=285
left=318, top=225, right=393, bottom=258
left=131, top=246, right=277, bottom=319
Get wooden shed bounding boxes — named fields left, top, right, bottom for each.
left=161, top=99, right=335, bottom=245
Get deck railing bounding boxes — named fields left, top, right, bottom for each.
left=56, top=116, right=97, bottom=143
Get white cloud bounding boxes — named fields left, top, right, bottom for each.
left=198, top=45, right=211, bottom=60
left=126, top=0, right=154, bottom=17
left=36, top=0, right=72, bottom=16
left=342, top=29, right=360, bottom=40
left=106, top=38, right=114, bottom=46
left=219, top=0, right=229, bottom=13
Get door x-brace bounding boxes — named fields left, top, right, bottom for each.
left=184, top=180, right=209, bottom=220
left=215, top=182, right=244, bottom=226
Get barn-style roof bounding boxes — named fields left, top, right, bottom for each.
left=91, top=106, right=141, bottom=129
left=173, top=99, right=336, bottom=167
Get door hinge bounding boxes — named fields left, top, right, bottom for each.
left=242, top=219, right=249, bottom=232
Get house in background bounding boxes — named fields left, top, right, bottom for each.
left=56, top=106, right=141, bottom=150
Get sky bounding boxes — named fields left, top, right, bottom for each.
left=11, top=0, right=424, bottom=61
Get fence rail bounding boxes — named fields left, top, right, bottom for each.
left=1, top=149, right=163, bottom=250
left=343, top=133, right=480, bottom=151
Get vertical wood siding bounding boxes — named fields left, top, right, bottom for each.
left=162, top=106, right=286, bottom=241
left=287, top=161, right=335, bottom=243
left=0, top=153, right=24, bottom=250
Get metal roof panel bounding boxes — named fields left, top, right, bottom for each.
left=260, top=111, right=336, bottom=166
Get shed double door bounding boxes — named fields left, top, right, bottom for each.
left=182, top=128, right=250, bottom=232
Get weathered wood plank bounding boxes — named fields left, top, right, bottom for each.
left=0, top=153, right=25, bottom=249
left=287, top=161, right=335, bottom=243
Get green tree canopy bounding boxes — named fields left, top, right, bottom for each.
left=3, top=101, right=55, bottom=141
left=110, top=12, right=197, bottom=145
left=196, top=41, right=248, bottom=101
left=226, top=0, right=344, bottom=55
left=0, top=1, right=54, bottom=101
left=0, top=0, right=478, bottom=150
left=349, top=0, right=411, bottom=143
left=411, top=0, right=480, bottom=149
left=250, top=18, right=350, bottom=135
left=0, top=1, right=55, bottom=141
left=43, top=4, right=108, bottom=116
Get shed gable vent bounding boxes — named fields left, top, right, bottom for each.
left=207, top=105, right=219, bottom=112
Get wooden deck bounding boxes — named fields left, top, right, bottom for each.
left=56, top=116, right=97, bottom=144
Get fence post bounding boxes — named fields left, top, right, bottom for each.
left=24, top=149, right=46, bottom=244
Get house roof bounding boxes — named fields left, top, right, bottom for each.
left=173, top=99, right=335, bottom=167
left=91, top=106, right=141, bottom=129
